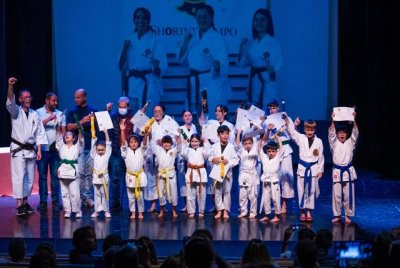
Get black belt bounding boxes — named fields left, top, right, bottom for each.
left=248, top=66, right=268, bottom=107
left=11, top=138, right=36, bottom=157
left=187, top=69, right=210, bottom=111
left=129, top=69, right=152, bottom=107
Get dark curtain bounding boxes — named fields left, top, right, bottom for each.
left=338, top=0, right=400, bottom=177
left=0, top=0, right=52, bottom=147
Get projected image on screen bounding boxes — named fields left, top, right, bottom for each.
left=53, top=0, right=332, bottom=120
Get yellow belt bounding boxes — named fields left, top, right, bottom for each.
left=93, top=168, right=109, bottom=201
left=214, top=155, right=225, bottom=187
left=158, top=167, right=175, bottom=202
left=127, top=169, right=144, bottom=199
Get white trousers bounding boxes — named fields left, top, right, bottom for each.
left=93, top=184, right=109, bottom=212
left=60, top=178, right=81, bottom=213
left=158, top=174, right=178, bottom=206
left=214, top=177, right=232, bottom=212
left=186, top=182, right=207, bottom=214
left=260, top=182, right=281, bottom=215
left=127, top=187, right=145, bottom=212
left=297, top=175, right=318, bottom=210
left=239, top=185, right=258, bottom=215
left=280, top=154, right=294, bottom=199
left=11, top=156, right=35, bottom=199
left=332, top=181, right=355, bottom=217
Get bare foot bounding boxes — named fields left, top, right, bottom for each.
left=198, top=213, right=204, bottom=218
left=138, top=212, right=144, bottom=219
left=345, top=216, right=352, bottom=224
left=223, top=210, right=229, bottom=219
left=271, top=216, right=280, bottom=223
left=259, top=216, right=269, bottom=222
left=147, top=202, right=156, bottom=213
left=249, top=213, right=256, bottom=219
left=214, top=211, right=222, bottom=219
left=172, top=211, right=178, bottom=218
left=299, top=213, right=306, bottom=222
left=332, top=216, right=341, bottom=223
left=188, top=214, right=194, bottom=218
left=281, top=201, right=287, bottom=214
left=306, top=211, right=313, bottom=222
left=158, top=210, right=164, bottom=218
left=238, top=213, right=246, bottom=218
left=130, top=212, right=136, bottom=220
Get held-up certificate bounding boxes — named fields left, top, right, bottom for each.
left=333, top=107, right=355, bottom=121
left=162, top=117, right=180, bottom=136
left=247, top=105, right=265, bottom=127
left=94, top=111, right=113, bottom=130
left=209, top=163, right=231, bottom=182
left=235, top=108, right=251, bottom=131
left=202, top=124, right=219, bottom=141
left=266, top=112, right=286, bottom=129
left=130, top=110, right=150, bottom=133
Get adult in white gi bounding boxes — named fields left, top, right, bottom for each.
left=56, top=131, right=83, bottom=218
left=258, top=133, right=284, bottom=223
left=329, top=112, right=359, bottom=224
left=180, top=134, right=210, bottom=218
left=6, top=77, right=48, bottom=216
left=119, top=7, right=167, bottom=110
left=199, top=104, right=235, bottom=144
left=235, top=130, right=259, bottom=219
left=209, top=125, right=239, bottom=219
left=263, top=99, right=295, bottom=213
left=36, top=92, right=66, bottom=210
left=120, top=121, right=148, bottom=220
left=177, top=110, right=198, bottom=211
left=179, top=4, right=228, bottom=113
left=285, top=116, right=324, bottom=222
left=239, top=9, right=283, bottom=109
left=90, top=129, right=112, bottom=218
left=145, top=104, right=179, bottom=212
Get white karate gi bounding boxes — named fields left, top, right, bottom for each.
left=180, top=144, right=210, bottom=214
left=123, top=31, right=167, bottom=107
left=6, top=96, right=48, bottom=199
left=91, top=138, right=112, bottom=213
left=259, top=146, right=284, bottom=215
left=236, top=143, right=259, bottom=216
left=177, top=124, right=198, bottom=197
left=287, top=123, right=324, bottom=210
left=240, top=34, right=283, bottom=108
left=264, top=116, right=295, bottom=199
left=329, top=126, right=359, bottom=217
left=180, top=28, right=229, bottom=111
left=153, top=145, right=180, bottom=207
left=121, top=144, right=147, bottom=213
left=208, top=142, right=239, bottom=212
left=56, top=136, right=82, bottom=213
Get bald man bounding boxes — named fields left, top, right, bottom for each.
left=66, top=89, right=100, bottom=208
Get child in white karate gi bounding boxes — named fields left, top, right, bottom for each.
left=285, top=115, right=324, bottom=222
left=180, top=133, right=210, bottom=218
left=153, top=135, right=181, bottom=218
left=235, top=129, right=259, bottom=219
left=90, top=129, right=112, bottom=218
left=56, top=128, right=83, bottom=218
left=329, top=112, right=359, bottom=224
left=120, top=119, right=149, bottom=220
left=258, top=127, right=284, bottom=223
left=209, top=125, right=239, bottom=219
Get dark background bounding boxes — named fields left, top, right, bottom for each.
left=1, top=0, right=399, bottom=177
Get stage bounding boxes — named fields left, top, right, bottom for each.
left=0, top=172, right=399, bottom=259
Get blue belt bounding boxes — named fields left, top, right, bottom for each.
left=298, top=159, right=318, bottom=208
left=333, top=162, right=354, bottom=210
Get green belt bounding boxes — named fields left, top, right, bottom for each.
left=282, top=140, right=290, bottom=145
left=60, top=159, right=78, bottom=175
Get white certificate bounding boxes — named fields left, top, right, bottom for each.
left=235, top=108, right=251, bottom=131
left=266, top=112, right=286, bottom=130
left=162, top=117, right=180, bottom=136
left=333, top=107, right=355, bottom=121
left=94, top=111, right=113, bottom=130
left=202, top=124, right=218, bottom=141
left=247, top=105, right=265, bottom=127
left=130, top=110, right=150, bottom=133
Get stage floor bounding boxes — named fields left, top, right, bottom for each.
left=0, top=172, right=399, bottom=243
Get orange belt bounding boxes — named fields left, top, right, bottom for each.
left=188, top=163, right=205, bottom=198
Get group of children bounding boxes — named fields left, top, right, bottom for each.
left=55, top=100, right=358, bottom=225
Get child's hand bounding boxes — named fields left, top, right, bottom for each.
left=212, top=157, right=221, bottom=164
left=317, top=172, right=323, bottom=179
left=102, top=128, right=107, bottom=133
left=260, top=115, right=267, bottom=122
left=236, top=128, right=242, bottom=133
left=119, top=119, right=126, bottom=131
left=294, top=117, right=301, bottom=127
left=332, top=112, right=335, bottom=119
left=223, top=159, right=228, bottom=165
left=268, top=123, right=275, bottom=130
left=106, top=102, right=113, bottom=111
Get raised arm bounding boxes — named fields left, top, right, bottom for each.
left=328, top=112, right=337, bottom=149
left=120, top=119, right=127, bottom=146
left=351, top=112, right=359, bottom=145
left=6, top=77, right=19, bottom=119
